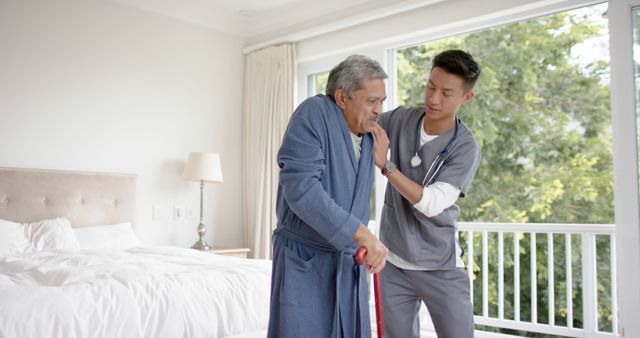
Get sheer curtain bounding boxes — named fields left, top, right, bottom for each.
left=242, top=44, right=295, bottom=259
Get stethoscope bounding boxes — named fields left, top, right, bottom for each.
left=410, top=113, right=459, bottom=186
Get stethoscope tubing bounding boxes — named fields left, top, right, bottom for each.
left=412, top=112, right=459, bottom=186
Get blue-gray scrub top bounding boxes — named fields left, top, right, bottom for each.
left=379, top=106, right=481, bottom=269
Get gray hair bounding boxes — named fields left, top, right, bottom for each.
left=325, top=55, right=387, bottom=100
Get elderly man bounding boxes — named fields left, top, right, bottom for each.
left=267, top=55, right=389, bottom=338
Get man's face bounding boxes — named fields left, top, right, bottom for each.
left=424, top=67, right=474, bottom=122
left=337, top=77, right=387, bottom=135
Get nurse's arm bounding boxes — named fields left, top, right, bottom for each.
left=382, top=169, right=424, bottom=204
left=413, top=182, right=461, bottom=217
left=372, top=125, right=424, bottom=204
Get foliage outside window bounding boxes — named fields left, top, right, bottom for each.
left=395, top=3, right=612, bottom=335
left=311, top=72, right=329, bottom=96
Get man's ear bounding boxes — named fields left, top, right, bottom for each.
left=462, top=91, right=475, bottom=105
left=334, top=89, right=348, bottom=109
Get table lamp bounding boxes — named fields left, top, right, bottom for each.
left=182, top=152, right=223, bottom=250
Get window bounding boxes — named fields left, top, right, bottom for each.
left=391, top=3, right=613, bottom=335
left=308, top=71, right=329, bottom=96
left=294, top=0, right=640, bottom=334
left=394, top=3, right=612, bottom=223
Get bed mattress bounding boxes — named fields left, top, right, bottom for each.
left=0, top=246, right=271, bottom=338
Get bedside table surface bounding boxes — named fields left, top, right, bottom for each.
left=211, top=247, right=251, bottom=254
left=210, top=247, right=251, bottom=258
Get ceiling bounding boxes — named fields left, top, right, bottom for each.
left=110, top=0, right=386, bottom=38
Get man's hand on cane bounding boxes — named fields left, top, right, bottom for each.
left=353, top=225, right=388, bottom=273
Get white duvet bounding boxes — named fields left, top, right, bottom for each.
left=0, top=246, right=272, bottom=338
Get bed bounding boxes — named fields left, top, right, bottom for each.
left=0, top=167, right=271, bottom=338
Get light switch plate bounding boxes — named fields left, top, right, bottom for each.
left=152, top=205, right=161, bottom=221
left=174, top=205, right=185, bottom=220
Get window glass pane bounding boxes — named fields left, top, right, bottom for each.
left=395, top=3, right=612, bottom=224
left=308, top=71, right=329, bottom=96
left=315, top=72, right=329, bottom=95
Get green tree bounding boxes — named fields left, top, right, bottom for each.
left=396, top=4, right=613, bottom=336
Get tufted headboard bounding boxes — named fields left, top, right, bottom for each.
left=0, top=167, right=136, bottom=227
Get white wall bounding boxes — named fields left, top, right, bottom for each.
left=0, top=0, right=246, bottom=249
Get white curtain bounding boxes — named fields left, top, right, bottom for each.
left=243, top=44, right=295, bottom=259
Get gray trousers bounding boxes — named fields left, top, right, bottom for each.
left=380, top=263, right=474, bottom=338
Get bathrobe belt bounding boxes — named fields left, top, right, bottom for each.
left=274, top=227, right=361, bottom=337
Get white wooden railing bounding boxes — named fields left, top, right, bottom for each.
left=368, top=221, right=618, bottom=337
left=458, top=222, right=617, bottom=338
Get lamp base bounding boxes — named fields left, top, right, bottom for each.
left=191, top=239, right=211, bottom=251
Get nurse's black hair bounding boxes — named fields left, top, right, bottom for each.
left=431, top=50, right=481, bottom=92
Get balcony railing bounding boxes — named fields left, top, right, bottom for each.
left=368, top=221, right=617, bottom=337
left=418, top=222, right=618, bottom=338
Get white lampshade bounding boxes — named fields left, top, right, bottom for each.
left=182, top=152, right=224, bottom=183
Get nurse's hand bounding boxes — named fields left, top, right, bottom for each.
left=353, top=224, right=388, bottom=273
left=372, top=125, right=389, bottom=170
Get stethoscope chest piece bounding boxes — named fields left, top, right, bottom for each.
left=410, top=155, right=422, bottom=168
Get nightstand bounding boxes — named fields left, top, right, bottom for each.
left=210, top=247, right=251, bottom=258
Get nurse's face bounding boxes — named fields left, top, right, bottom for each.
left=424, top=67, right=474, bottom=123
left=335, top=77, right=387, bottom=135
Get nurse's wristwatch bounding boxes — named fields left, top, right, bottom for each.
left=381, top=161, right=397, bottom=176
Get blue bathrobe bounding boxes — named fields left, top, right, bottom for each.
left=267, top=95, right=374, bottom=338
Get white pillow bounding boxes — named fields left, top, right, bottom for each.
left=0, top=219, right=34, bottom=255
left=24, top=217, right=80, bottom=251
left=73, top=222, right=140, bottom=250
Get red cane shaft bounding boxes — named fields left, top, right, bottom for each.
left=374, top=272, right=384, bottom=338
left=355, top=246, right=384, bottom=338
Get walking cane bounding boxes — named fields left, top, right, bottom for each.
left=355, top=246, right=384, bottom=338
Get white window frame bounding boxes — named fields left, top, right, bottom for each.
left=609, top=1, right=640, bottom=337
